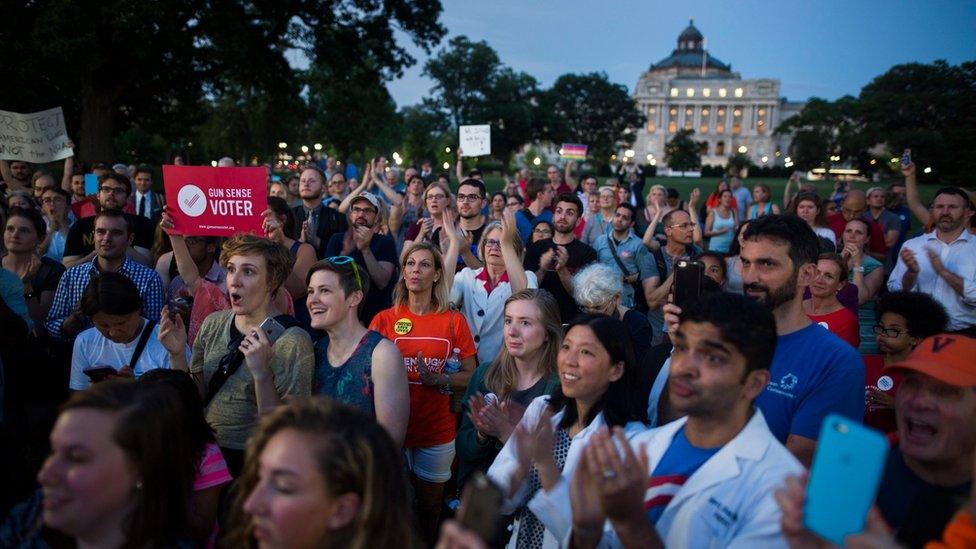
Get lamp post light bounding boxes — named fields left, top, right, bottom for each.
left=278, top=142, right=287, bottom=149
left=738, top=146, right=748, bottom=154
left=313, top=143, right=323, bottom=151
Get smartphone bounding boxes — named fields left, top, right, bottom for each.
left=804, top=414, right=888, bottom=546
left=458, top=472, right=504, bottom=545
left=672, top=259, right=704, bottom=310
left=259, top=317, right=287, bottom=345
left=83, top=365, right=117, bottom=382
left=901, top=148, right=911, bottom=167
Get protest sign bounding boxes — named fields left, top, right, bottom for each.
left=459, top=124, right=491, bottom=157
left=0, top=107, right=73, bottom=162
left=560, top=143, right=588, bottom=160
left=162, top=165, right=266, bottom=237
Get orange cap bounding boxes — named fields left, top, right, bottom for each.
left=885, top=334, right=976, bottom=387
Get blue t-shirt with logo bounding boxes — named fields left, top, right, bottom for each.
left=756, top=323, right=865, bottom=442
left=644, top=426, right=720, bottom=525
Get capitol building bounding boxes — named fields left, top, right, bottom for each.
left=632, top=20, right=805, bottom=170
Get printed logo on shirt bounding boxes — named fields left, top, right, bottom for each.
left=766, top=372, right=800, bottom=399
left=780, top=373, right=798, bottom=390
left=644, top=474, right=688, bottom=513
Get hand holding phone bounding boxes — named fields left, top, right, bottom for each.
left=259, top=316, right=287, bottom=345
left=672, top=259, right=704, bottom=310
left=804, top=414, right=887, bottom=545
left=83, top=365, right=118, bottom=383
left=458, top=472, right=504, bottom=546
left=901, top=148, right=911, bottom=168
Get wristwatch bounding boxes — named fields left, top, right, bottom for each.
left=852, top=266, right=865, bottom=273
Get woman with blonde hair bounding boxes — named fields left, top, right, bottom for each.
left=227, top=398, right=413, bottom=549
left=456, top=289, right=561, bottom=491
left=368, top=241, right=477, bottom=542
left=402, top=180, right=453, bottom=253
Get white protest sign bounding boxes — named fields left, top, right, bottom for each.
left=0, top=107, right=74, bottom=163
left=459, top=124, right=491, bottom=157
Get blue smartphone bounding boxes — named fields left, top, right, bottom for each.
left=804, top=414, right=888, bottom=545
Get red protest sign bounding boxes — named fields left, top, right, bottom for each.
left=162, top=165, right=266, bottom=237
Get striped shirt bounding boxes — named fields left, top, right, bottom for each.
left=46, top=256, right=165, bottom=340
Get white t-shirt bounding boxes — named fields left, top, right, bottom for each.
left=69, top=319, right=188, bottom=390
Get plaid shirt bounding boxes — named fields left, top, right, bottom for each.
left=46, top=256, right=165, bottom=341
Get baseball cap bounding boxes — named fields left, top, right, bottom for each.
left=885, top=334, right=976, bottom=387
left=351, top=192, right=380, bottom=211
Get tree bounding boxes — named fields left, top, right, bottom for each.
left=664, top=129, right=703, bottom=171
left=472, top=69, right=542, bottom=168
left=726, top=152, right=755, bottom=177
left=400, top=102, right=450, bottom=166
left=423, top=36, right=501, bottom=129
left=0, top=0, right=445, bottom=163
left=775, top=97, right=865, bottom=173
left=542, top=72, right=645, bottom=166
left=858, top=60, right=976, bottom=184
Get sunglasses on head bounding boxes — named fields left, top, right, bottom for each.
left=326, top=256, right=362, bottom=290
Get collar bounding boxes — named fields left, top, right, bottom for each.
left=924, top=230, right=972, bottom=244
left=87, top=255, right=133, bottom=277
left=475, top=266, right=509, bottom=293
left=612, top=230, right=637, bottom=245
left=135, top=189, right=150, bottom=199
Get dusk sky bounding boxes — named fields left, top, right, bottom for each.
left=370, top=0, right=976, bottom=107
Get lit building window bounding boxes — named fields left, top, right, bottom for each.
left=684, top=107, right=694, bottom=130
left=718, top=88, right=727, bottom=98
left=700, top=108, right=710, bottom=134
left=670, top=88, right=679, bottom=97
left=733, top=109, right=742, bottom=117
left=685, top=108, right=693, bottom=116
left=758, top=108, right=766, bottom=116
left=734, top=88, right=744, bottom=97
left=732, top=106, right=743, bottom=135
left=686, top=88, right=695, bottom=97
left=702, top=88, right=711, bottom=97
left=670, top=108, right=678, bottom=115
left=648, top=121, right=656, bottom=132
left=668, top=122, right=677, bottom=133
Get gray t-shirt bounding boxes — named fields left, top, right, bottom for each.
left=191, top=310, right=313, bottom=449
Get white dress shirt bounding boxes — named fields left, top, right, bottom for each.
left=888, top=230, right=976, bottom=331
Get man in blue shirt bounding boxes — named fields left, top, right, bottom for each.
left=592, top=203, right=657, bottom=309
left=515, top=178, right=554, bottom=244
left=740, top=214, right=864, bottom=466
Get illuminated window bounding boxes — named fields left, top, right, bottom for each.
left=685, top=108, right=693, bottom=116
left=732, top=106, right=743, bottom=135
left=649, top=107, right=656, bottom=115
left=702, top=88, right=711, bottom=97
left=648, top=121, right=656, bottom=132
left=734, top=88, right=744, bottom=97
left=718, top=88, right=727, bottom=98
left=686, top=88, right=695, bottom=97
left=699, top=124, right=709, bottom=134
left=668, top=122, right=677, bottom=133
left=758, top=108, right=766, bottom=116
left=670, top=88, right=679, bottom=97
left=702, top=108, right=710, bottom=116
left=670, top=108, right=678, bottom=115
left=733, top=109, right=741, bottom=117
left=700, top=108, right=710, bottom=134
left=668, top=107, right=678, bottom=134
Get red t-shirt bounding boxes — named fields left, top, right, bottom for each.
left=807, top=307, right=860, bottom=349
left=863, top=355, right=902, bottom=434
left=369, top=307, right=477, bottom=448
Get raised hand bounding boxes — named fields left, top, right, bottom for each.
left=157, top=305, right=188, bottom=355
left=239, top=328, right=275, bottom=381
left=553, top=245, right=569, bottom=271
left=584, top=427, right=649, bottom=523
left=900, top=248, right=919, bottom=274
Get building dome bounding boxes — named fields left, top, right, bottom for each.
left=648, top=19, right=732, bottom=75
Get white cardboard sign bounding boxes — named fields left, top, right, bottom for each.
left=0, top=107, right=74, bottom=163
left=459, top=124, right=491, bottom=157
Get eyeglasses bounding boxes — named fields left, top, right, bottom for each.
left=426, top=193, right=447, bottom=201
left=326, top=256, right=362, bottom=290
left=506, top=201, right=521, bottom=207
left=669, top=222, right=696, bottom=230
left=456, top=193, right=483, bottom=203
left=99, top=186, right=128, bottom=195
left=41, top=196, right=66, bottom=204
left=484, top=239, right=501, bottom=249
left=351, top=206, right=377, bottom=215
left=873, top=325, right=905, bottom=338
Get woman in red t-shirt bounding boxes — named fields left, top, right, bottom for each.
left=368, top=241, right=477, bottom=543
left=804, top=253, right=860, bottom=349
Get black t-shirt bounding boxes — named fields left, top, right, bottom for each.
left=523, top=237, right=596, bottom=323
left=876, top=445, right=970, bottom=547
left=28, top=257, right=66, bottom=299
left=63, top=214, right=155, bottom=258
left=324, top=232, right=399, bottom=323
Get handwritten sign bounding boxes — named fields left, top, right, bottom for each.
left=162, top=165, right=266, bottom=237
left=560, top=143, right=588, bottom=160
left=0, top=107, right=73, bottom=162
left=459, top=124, right=491, bottom=157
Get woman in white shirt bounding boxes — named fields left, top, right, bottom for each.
left=446, top=211, right=536, bottom=364
left=487, top=314, right=648, bottom=548
left=69, top=271, right=188, bottom=390
left=790, top=191, right=836, bottom=246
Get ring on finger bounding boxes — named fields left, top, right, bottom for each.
left=602, top=469, right=617, bottom=480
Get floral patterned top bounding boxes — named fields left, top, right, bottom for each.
left=312, top=330, right=385, bottom=417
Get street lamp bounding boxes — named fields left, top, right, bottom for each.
left=738, top=146, right=748, bottom=154
left=532, top=157, right=541, bottom=166
left=646, top=154, right=654, bottom=162
left=301, top=145, right=309, bottom=154
left=624, top=149, right=635, bottom=158
left=761, top=156, right=768, bottom=163
left=278, top=142, right=287, bottom=149
left=923, top=167, right=933, bottom=174
left=442, top=161, right=450, bottom=170
left=445, top=147, right=451, bottom=153
left=314, top=143, right=323, bottom=151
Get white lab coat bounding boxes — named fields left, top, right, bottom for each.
left=450, top=267, right=538, bottom=365
left=487, top=395, right=648, bottom=549
left=593, top=409, right=803, bottom=548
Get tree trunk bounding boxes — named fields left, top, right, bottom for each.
left=79, top=81, right=117, bottom=164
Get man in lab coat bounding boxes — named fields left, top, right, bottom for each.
left=569, top=292, right=803, bottom=548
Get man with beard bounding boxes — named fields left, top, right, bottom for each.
left=568, top=293, right=803, bottom=548
left=324, top=192, right=397, bottom=320
left=454, top=179, right=487, bottom=270
left=523, top=193, right=595, bottom=322
left=292, top=166, right=347, bottom=259
left=889, top=187, right=976, bottom=335
left=62, top=173, right=154, bottom=267
left=740, top=214, right=863, bottom=466
left=0, top=160, right=32, bottom=193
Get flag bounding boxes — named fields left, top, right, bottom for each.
left=560, top=143, right=587, bottom=160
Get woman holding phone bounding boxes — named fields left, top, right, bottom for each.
left=369, top=242, right=477, bottom=543
left=160, top=233, right=314, bottom=476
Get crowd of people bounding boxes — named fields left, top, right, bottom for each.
left=0, top=151, right=974, bottom=548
